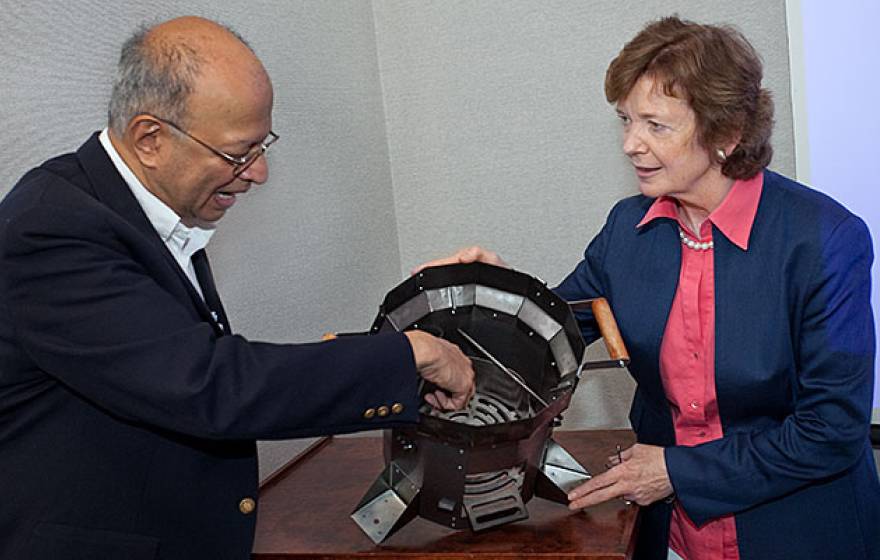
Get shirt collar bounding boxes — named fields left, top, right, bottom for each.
left=636, top=171, right=764, bottom=250
left=98, top=128, right=215, bottom=257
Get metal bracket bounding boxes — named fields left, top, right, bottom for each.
left=350, top=461, right=421, bottom=544
left=534, top=438, right=591, bottom=504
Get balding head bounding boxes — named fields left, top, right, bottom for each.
left=108, top=16, right=271, bottom=136
left=107, top=17, right=276, bottom=225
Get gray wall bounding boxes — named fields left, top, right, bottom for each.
left=0, top=1, right=795, bottom=480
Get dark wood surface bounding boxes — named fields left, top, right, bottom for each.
left=252, top=429, right=638, bottom=559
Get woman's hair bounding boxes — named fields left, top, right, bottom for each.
left=605, top=16, right=773, bottom=179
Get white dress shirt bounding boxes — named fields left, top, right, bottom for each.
left=98, top=128, right=215, bottom=299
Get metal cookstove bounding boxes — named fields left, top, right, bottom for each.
left=351, top=263, right=628, bottom=543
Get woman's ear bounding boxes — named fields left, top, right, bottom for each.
left=715, top=130, right=742, bottom=165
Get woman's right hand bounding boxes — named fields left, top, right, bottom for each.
left=411, top=246, right=509, bottom=275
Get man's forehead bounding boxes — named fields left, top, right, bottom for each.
left=184, top=76, right=273, bottom=143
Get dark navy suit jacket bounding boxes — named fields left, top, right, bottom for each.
left=556, top=170, right=879, bottom=560
left=0, top=133, right=421, bottom=559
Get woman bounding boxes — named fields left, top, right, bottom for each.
left=418, top=17, right=879, bottom=560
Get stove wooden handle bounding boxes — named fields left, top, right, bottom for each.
left=567, top=298, right=629, bottom=364
left=590, top=298, right=629, bottom=363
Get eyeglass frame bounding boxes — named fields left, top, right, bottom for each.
left=142, top=113, right=279, bottom=177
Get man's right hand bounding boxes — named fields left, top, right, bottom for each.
left=404, top=330, right=475, bottom=410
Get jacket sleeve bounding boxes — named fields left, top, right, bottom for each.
left=553, top=202, right=620, bottom=344
left=0, top=197, right=421, bottom=441
left=665, top=214, right=876, bottom=525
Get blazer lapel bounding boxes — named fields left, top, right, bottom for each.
left=75, top=133, right=222, bottom=333
left=712, top=179, right=775, bottom=423
left=627, top=217, right=681, bottom=398
left=192, top=250, right=231, bottom=335
left=77, top=133, right=162, bottom=243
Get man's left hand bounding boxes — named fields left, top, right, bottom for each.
left=567, top=443, right=673, bottom=509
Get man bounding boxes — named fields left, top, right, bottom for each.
left=0, top=16, right=474, bottom=559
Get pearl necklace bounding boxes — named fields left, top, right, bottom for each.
left=678, top=226, right=713, bottom=251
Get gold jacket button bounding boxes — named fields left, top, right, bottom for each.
left=377, top=405, right=390, bottom=417
left=363, top=408, right=376, bottom=419
left=239, top=497, right=256, bottom=515
left=391, top=403, right=404, bottom=415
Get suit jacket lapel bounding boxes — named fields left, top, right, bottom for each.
left=628, top=217, right=681, bottom=400
left=75, top=133, right=223, bottom=334
left=192, top=250, right=231, bottom=334
left=76, top=133, right=158, bottom=241
left=712, top=178, right=773, bottom=424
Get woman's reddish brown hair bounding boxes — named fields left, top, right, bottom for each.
left=605, top=16, right=773, bottom=179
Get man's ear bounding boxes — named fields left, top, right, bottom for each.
left=127, top=115, right=166, bottom=170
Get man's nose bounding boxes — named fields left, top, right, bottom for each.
left=238, top=154, right=269, bottom=184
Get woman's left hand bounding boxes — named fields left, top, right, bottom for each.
left=410, top=246, right=508, bottom=275
left=567, top=443, right=674, bottom=509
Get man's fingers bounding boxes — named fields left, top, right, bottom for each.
left=446, top=392, right=470, bottom=410
left=424, top=390, right=451, bottom=410
left=434, top=389, right=454, bottom=410
left=423, top=387, right=472, bottom=411
left=424, top=392, right=440, bottom=409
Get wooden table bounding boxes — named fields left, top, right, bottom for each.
left=252, top=429, right=638, bottom=559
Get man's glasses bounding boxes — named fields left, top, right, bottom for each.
left=145, top=114, right=279, bottom=177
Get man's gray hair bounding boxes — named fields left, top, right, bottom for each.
left=107, top=21, right=253, bottom=136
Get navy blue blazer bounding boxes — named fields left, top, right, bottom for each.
left=556, top=170, right=879, bottom=560
left=0, top=133, right=422, bottom=559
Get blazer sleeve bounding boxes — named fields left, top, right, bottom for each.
left=664, top=214, right=876, bottom=525
left=553, top=202, right=620, bottom=344
left=0, top=194, right=421, bottom=441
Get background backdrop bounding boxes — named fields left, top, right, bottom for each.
left=0, top=0, right=828, bottom=480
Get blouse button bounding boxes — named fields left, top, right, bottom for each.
left=690, top=401, right=700, bottom=409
